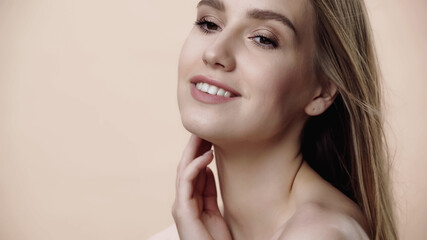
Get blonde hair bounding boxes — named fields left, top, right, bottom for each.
left=301, top=0, right=398, bottom=239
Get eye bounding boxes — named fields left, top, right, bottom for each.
left=194, top=17, right=222, bottom=34
left=250, top=35, right=279, bottom=49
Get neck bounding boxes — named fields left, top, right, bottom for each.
left=213, top=135, right=304, bottom=240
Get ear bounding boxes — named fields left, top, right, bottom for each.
left=304, top=80, right=338, bottom=116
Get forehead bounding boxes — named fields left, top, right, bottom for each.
left=197, top=0, right=315, bottom=39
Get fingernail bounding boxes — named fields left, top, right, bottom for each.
left=203, top=150, right=213, bottom=156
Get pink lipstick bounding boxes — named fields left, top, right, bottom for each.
left=189, top=75, right=241, bottom=104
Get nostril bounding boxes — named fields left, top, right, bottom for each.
left=202, top=59, right=225, bottom=69
left=202, top=48, right=236, bottom=72
left=215, top=62, right=226, bottom=68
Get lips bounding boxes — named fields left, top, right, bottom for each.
left=195, top=82, right=233, bottom=97
left=189, top=75, right=241, bottom=104
left=190, top=75, right=241, bottom=97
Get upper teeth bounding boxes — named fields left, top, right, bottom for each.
left=196, top=82, right=232, bottom=97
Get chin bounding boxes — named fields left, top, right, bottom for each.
left=178, top=92, right=276, bottom=145
left=180, top=111, right=223, bottom=143
left=180, top=112, right=261, bottom=148
left=178, top=91, right=229, bottom=143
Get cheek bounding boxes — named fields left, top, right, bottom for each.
left=244, top=56, right=304, bottom=106
left=177, top=33, right=201, bottom=105
left=178, top=31, right=205, bottom=79
left=241, top=55, right=312, bottom=128
left=178, top=42, right=195, bottom=80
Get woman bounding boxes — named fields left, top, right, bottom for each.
left=151, top=0, right=397, bottom=239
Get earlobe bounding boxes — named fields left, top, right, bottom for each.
left=304, top=81, right=338, bottom=116
left=305, top=99, right=328, bottom=116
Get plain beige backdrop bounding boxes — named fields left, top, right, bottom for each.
left=0, top=0, right=426, bottom=239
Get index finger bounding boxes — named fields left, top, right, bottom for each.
left=177, top=134, right=212, bottom=174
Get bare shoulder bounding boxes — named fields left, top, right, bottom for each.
left=147, top=225, right=179, bottom=240
left=277, top=162, right=370, bottom=239
left=278, top=203, right=369, bottom=240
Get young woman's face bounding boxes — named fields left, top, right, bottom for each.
left=178, top=0, right=319, bottom=144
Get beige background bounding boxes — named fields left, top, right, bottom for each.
left=0, top=0, right=425, bottom=239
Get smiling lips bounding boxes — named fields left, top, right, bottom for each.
left=196, top=82, right=233, bottom=98
left=190, top=75, right=240, bottom=104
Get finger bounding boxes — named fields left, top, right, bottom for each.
left=176, top=135, right=212, bottom=191
left=179, top=150, right=214, bottom=200
left=177, top=135, right=200, bottom=175
left=195, top=139, right=212, bottom=159
left=176, top=135, right=201, bottom=189
left=203, top=167, right=221, bottom=215
left=178, top=135, right=212, bottom=174
left=195, top=166, right=207, bottom=196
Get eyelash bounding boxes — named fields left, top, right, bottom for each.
left=194, top=17, right=279, bottom=49
left=249, top=34, right=278, bottom=49
left=194, top=17, right=221, bottom=34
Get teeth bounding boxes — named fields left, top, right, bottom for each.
left=196, top=82, right=203, bottom=90
left=195, top=82, right=232, bottom=98
left=207, top=86, right=218, bottom=95
left=217, top=88, right=225, bottom=96
left=201, top=83, right=209, bottom=92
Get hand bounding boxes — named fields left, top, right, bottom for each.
left=172, top=135, right=232, bottom=240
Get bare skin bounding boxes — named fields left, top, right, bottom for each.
left=150, top=0, right=370, bottom=238
left=149, top=136, right=368, bottom=240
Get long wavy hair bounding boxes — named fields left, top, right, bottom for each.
left=300, top=0, right=397, bottom=239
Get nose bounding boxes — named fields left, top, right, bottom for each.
left=202, top=33, right=236, bottom=72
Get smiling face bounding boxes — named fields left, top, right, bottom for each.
left=178, top=0, right=323, bottom=146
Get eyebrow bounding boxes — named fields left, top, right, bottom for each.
left=247, top=9, right=297, bottom=36
left=197, top=0, right=225, bottom=12
left=197, top=0, right=297, bottom=37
